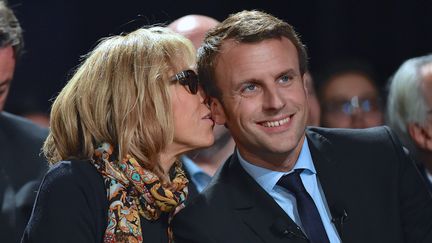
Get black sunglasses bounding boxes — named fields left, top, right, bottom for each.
left=170, top=70, right=199, bottom=94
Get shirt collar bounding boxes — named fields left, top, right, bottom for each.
left=237, top=138, right=316, bottom=193
left=181, top=155, right=207, bottom=177
left=426, top=167, right=432, bottom=184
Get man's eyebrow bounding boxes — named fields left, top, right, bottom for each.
left=275, top=69, right=298, bottom=78
left=233, top=78, right=261, bottom=90
left=232, top=69, right=300, bottom=90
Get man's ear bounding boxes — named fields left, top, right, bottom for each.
left=303, top=73, right=308, bottom=92
left=408, top=123, right=432, bottom=151
left=211, top=98, right=227, bottom=125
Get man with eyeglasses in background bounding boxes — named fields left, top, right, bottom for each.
left=318, top=60, right=383, bottom=129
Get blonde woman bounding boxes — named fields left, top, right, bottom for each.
left=21, top=27, right=214, bottom=243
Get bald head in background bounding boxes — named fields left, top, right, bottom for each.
left=168, top=15, right=219, bottom=49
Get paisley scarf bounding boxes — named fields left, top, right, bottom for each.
left=91, top=143, right=188, bottom=243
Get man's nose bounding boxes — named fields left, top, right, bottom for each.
left=350, top=109, right=367, bottom=128
left=263, top=86, right=285, bottom=110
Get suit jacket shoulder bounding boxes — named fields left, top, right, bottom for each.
left=0, top=111, right=48, bottom=184
left=306, top=126, right=432, bottom=243
left=0, top=111, right=47, bottom=139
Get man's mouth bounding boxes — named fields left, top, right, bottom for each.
left=259, top=116, right=292, bottom=128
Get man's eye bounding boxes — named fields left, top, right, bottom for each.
left=279, top=75, right=293, bottom=84
left=242, top=83, right=257, bottom=92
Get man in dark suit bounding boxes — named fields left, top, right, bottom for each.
left=0, top=2, right=48, bottom=242
left=172, top=10, right=432, bottom=243
left=387, top=54, right=432, bottom=192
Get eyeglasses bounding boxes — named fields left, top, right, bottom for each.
left=170, top=70, right=199, bottom=94
left=323, top=96, right=381, bottom=116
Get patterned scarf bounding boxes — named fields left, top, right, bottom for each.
left=91, top=143, right=189, bottom=243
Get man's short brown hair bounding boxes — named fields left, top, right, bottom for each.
left=197, top=10, right=308, bottom=100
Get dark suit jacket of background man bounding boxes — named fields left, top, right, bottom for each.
left=173, top=126, right=432, bottom=243
left=0, top=111, right=48, bottom=243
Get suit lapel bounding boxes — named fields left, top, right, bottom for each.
left=225, top=153, right=307, bottom=242
left=306, top=128, right=347, bottom=239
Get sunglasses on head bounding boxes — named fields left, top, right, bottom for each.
left=170, top=69, right=199, bottom=94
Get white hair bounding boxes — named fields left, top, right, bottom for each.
left=386, top=54, right=432, bottom=153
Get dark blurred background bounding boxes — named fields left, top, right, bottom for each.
left=5, top=0, right=432, bottom=115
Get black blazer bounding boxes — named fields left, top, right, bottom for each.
left=22, top=160, right=171, bottom=243
left=0, top=112, right=48, bottom=243
left=172, top=126, right=432, bottom=243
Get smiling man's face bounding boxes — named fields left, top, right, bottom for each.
left=211, top=37, right=308, bottom=171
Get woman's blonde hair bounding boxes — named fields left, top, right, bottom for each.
left=43, top=27, right=195, bottom=182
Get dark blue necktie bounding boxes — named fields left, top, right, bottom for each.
left=277, top=169, right=330, bottom=243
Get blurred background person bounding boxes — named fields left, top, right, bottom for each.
left=318, top=60, right=384, bottom=128
left=168, top=14, right=219, bottom=49
left=168, top=15, right=235, bottom=198
left=387, top=54, right=432, bottom=191
left=22, top=27, right=214, bottom=242
left=0, top=1, right=47, bottom=242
